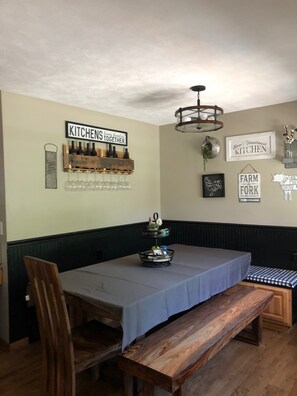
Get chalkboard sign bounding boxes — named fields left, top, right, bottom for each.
left=202, top=174, right=225, bottom=198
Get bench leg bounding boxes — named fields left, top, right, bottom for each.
left=235, top=315, right=263, bottom=346
left=143, top=382, right=154, bottom=396
left=123, top=373, right=134, bottom=396
left=142, top=382, right=187, bottom=396
left=173, top=385, right=185, bottom=396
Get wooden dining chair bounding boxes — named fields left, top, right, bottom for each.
left=24, top=255, right=122, bottom=396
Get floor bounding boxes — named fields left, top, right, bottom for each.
left=1, top=325, right=297, bottom=396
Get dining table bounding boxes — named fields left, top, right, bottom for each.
left=60, top=244, right=251, bottom=350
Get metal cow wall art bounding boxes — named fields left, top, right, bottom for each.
left=272, top=173, right=297, bottom=201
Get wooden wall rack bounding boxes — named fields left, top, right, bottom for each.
left=63, top=144, right=134, bottom=174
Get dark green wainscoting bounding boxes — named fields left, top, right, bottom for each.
left=7, top=220, right=297, bottom=343
left=165, top=221, right=297, bottom=270
left=7, top=222, right=152, bottom=343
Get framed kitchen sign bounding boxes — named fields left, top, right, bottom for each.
left=202, top=174, right=225, bottom=198
left=65, top=121, right=128, bottom=146
left=226, top=131, right=275, bottom=162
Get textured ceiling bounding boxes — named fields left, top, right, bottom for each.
left=1, top=0, right=297, bottom=126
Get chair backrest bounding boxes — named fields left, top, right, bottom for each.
left=24, top=256, right=75, bottom=396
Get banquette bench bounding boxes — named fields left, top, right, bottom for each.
left=118, top=284, right=273, bottom=396
left=241, top=265, right=297, bottom=330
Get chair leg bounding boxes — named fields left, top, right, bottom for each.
left=91, top=364, right=100, bottom=381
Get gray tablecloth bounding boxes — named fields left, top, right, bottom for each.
left=60, top=244, right=251, bottom=350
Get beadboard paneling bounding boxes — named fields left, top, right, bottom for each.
left=7, top=221, right=297, bottom=343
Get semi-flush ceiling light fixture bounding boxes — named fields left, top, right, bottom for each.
left=175, top=85, right=224, bottom=133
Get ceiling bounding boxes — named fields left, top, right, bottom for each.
left=1, top=0, right=297, bottom=126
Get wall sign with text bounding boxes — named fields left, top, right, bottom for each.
left=238, top=172, right=261, bottom=202
left=226, top=131, right=275, bottom=162
left=65, top=121, right=128, bottom=146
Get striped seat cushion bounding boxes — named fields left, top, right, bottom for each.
left=246, top=265, right=297, bottom=288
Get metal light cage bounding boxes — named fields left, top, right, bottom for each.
left=175, top=85, right=224, bottom=133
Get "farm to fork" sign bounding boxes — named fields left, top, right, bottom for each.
left=238, top=172, right=261, bottom=202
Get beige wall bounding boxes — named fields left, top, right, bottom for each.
left=0, top=93, right=8, bottom=341
left=160, top=101, right=297, bottom=227
left=0, top=91, right=161, bottom=342
left=1, top=92, right=161, bottom=241
left=4, top=93, right=296, bottom=240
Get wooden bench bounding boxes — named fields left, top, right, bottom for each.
left=118, top=284, right=273, bottom=396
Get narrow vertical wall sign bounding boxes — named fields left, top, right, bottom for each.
left=44, top=144, right=58, bottom=189
left=238, top=164, right=261, bottom=202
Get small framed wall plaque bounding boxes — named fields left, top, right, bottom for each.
left=226, top=131, right=275, bottom=162
left=238, top=172, right=261, bottom=202
left=238, top=164, right=261, bottom=203
left=202, top=174, right=225, bottom=198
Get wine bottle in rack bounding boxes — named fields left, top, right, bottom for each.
left=123, top=147, right=130, bottom=159
left=77, top=141, right=85, bottom=155
left=69, top=140, right=77, bottom=154
left=112, top=146, right=118, bottom=158
left=107, top=143, right=113, bottom=157
left=91, top=142, right=97, bottom=156
left=85, top=143, right=92, bottom=156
